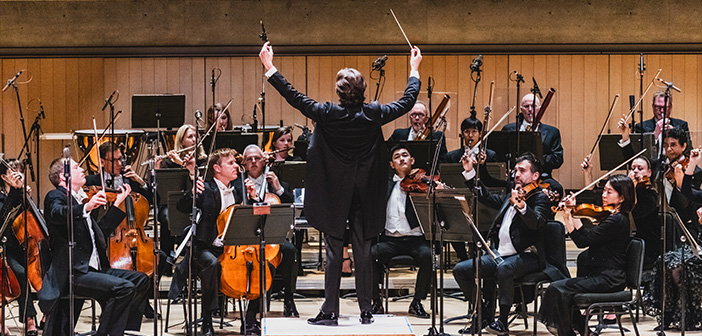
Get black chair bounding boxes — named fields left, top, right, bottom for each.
left=380, top=255, right=418, bottom=312
left=572, top=238, right=645, bottom=336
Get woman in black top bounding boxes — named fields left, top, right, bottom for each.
left=159, top=124, right=207, bottom=168
left=539, top=174, right=634, bottom=336
left=268, top=126, right=302, bottom=162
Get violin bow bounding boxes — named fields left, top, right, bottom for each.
left=624, top=68, right=662, bottom=123
left=587, top=94, right=620, bottom=161
left=199, top=98, right=234, bottom=179
left=390, top=9, right=413, bottom=50
left=78, top=111, right=123, bottom=167
left=91, top=117, right=107, bottom=191
left=479, top=81, right=496, bottom=153
left=569, top=148, right=647, bottom=200
left=474, top=106, right=516, bottom=149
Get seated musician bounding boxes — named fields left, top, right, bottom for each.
left=634, top=91, right=692, bottom=155
left=171, top=148, right=253, bottom=336
left=539, top=175, right=634, bottom=336
left=454, top=152, right=550, bottom=335
left=39, top=157, right=150, bottom=336
left=269, top=126, right=302, bottom=162
left=207, top=103, right=232, bottom=132
left=387, top=101, right=448, bottom=158
left=159, top=124, right=208, bottom=168
left=232, top=144, right=299, bottom=326
left=0, top=161, right=39, bottom=335
left=370, top=145, right=432, bottom=318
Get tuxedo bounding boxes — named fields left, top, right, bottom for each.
left=635, top=117, right=692, bottom=154
left=39, top=186, right=149, bottom=336
left=501, top=122, right=564, bottom=177
left=387, top=127, right=448, bottom=159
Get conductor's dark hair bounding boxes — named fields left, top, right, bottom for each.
left=48, top=157, right=66, bottom=187
left=515, top=152, right=542, bottom=175
left=460, top=116, right=483, bottom=133
left=662, top=127, right=687, bottom=148
left=607, top=174, right=635, bottom=214
left=336, top=68, right=366, bottom=106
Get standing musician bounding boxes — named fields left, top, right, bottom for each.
left=633, top=91, right=693, bottom=155
left=454, top=152, right=550, bottom=335
left=232, top=144, right=299, bottom=327
left=259, top=41, right=422, bottom=325
left=0, top=161, right=39, bottom=335
left=268, top=126, right=302, bottom=162
left=539, top=175, right=634, bottom=336
left=171, top=148, right=254, bottom=336
left=207, top=103, right=232, bottom=132
left=370, top=145, right=432, bottom=318
left=387, top=101, right=448, bottom=158
left=39, top=157, right=150, bottom=336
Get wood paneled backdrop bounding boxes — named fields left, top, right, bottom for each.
left=2, top=54, right=701, bottom=201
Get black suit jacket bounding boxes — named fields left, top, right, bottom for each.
left=385, top=179, right=420, bottom=230
left=232, top=173, right=294, bottom=205
left=635, top=117, right=692, bottom=154
left=38, top=186, right=126, bottom=313
left=501, top=122, right=564, bottom=177
left=571, top=212, right=631, bottom=272
left=387, top=127, right=448, bottom=159
left=268, top=71, right=420, bottom=240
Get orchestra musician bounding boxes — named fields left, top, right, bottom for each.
left=171, top=148, right=253, bottom=336
left=0, top=161, right=39, bottom=335
left=387, top=101, right=448, bottom=158
left=269, top=126, right=302, bottom=162
left=260, top=41, right=422, bottom=325
left=232, top=144, right=299, bottom=326
left=454, top=152, right=551, bottom=335
left=539, top=175, right=634, bottom=336
left=370, top=145, right=432, bottom=318
left=39, top=157, right=150, bottom=336
left=634, top=91, right=693, bottom=155
left=207, top=103, right=232, bottom=132
left=159, top=124, right=208, bottom=169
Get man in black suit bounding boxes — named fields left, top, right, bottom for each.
left=453, top=152, right=550, bottom=335
left=172, top=148, right=253, bottom=336
left=232, top=144, right=300, bottom=324
left=387, top=101, right=448, bottom=158
left=634, top=91, right=692, bottom=155
left=39, top=157, right=149, bottom=336
left=260, top=41, right=422, bottom=325
left=370, top=145, right=432, bottom=318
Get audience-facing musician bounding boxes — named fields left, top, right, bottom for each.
left=159, top=124, right=207, bottom=169
left=269, top=126, right=302, bottom=162
left=370, top=145, right=432, bottom=318
left=539, top=175, right=634, bottom=336
left=232, top=144, right=299, bottom=325
left=39, top=157, right=149, bottom=336
left=454, top=152, right=550, bottom=335
left=633, top=91, right=692, bottom=155
left=207, top=103, right=232, bottom=132
left=172, top=148, right=253, bottom=336
left=387, top=101, right=448, bottom=158
left=0, top=161, right=39, bottom=335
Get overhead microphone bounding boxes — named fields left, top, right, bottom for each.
left=39, top=100, right=46, bottom=119
left=532, top=77, right=543, bottom=99
left=469, top=55, right=483, bottom=72
left=101, top=90, right=117, bottom=111
left=195, top=110, right=203, bottom=120
left=372, top=55, right=388, bottom=71
left=657, top=78, right=681, bottom=93
left=2, top=70, right=23, bottom=92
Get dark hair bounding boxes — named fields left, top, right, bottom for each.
left=270, top=126, right=293, bottom=150
left=632, top=156, right=651, bottom=170
left=0, top=159, right=23, bottom=191
left=48, top=157, right=66, bottom=187
left=207, top=103, right=233, bottom=130
left=460, top=116, right=483, bottom=133
left=607, top=174, right=635, bottom=214
left=662, top=127, right=687, bottom=148
left=515, top=152, right=542, bottom=175
left=336, top=68, right=366, bottom=106
left=389, top=144, right=411, bottom=159
left=98, top=141, right=120, bottom=160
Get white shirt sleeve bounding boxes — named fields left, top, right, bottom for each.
left=410, top=70, right=420, bottom=79
left=462, top=169, right=476, bottom=181
left=618, top=138, right=631, bottom=147
left=265, top=67, right=278, bottom=78
left=515, top=203, right=528, bottom=215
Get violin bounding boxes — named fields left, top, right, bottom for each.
left=553, top=203, right=616, bottom=223
left=664, top=156, right=690, bottom=184
left=516, top=180, right=561, bottom=204
left=634, top=175, right=653, bottom=190
left=400, top=168, right=440, bottom=193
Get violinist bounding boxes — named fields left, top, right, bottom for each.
left=268, top=126, right=302, bottom=162
left=370, top=145, right=432, bottom=318
left=159, top=124, right=208, bottom=169
left=232, top=144, right=299, bottom=324
left=39, top=157, right=150, bottom=336
left=539, top=175, right=634, bottom=336
left=454, top=152, right=551, bottom=335
left=207, top=103, right=232, bottom=132
left=171, top=148, right=253, bottom=336
left=387, top=101, right=448, bottom=158
left=0, top=161, right=38, bottom=335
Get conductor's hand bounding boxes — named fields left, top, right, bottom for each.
left=410, top=46, right=422, bottom=72
left=113, top=184, right=132, bottom=208
left=85, top=190, right=107, bottom=212
left=259, top=42, right=274, bottom=72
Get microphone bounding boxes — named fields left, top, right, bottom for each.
left=657, top=78, right=681, bottom=93
left=469, top=55, right=483, bottom=72
left=372, top=55, right=388, bottom=71
left=532, top=77, right=543, bottom=99
left=195, top=110, right=203, bottom=120
left=2, top=70, right=23, bottom=92
left=639, top=53, right=645, bottom=75
left=39, top=100, right=46, bottom=119
left=252, top=104, right=258, bottom=132
left=513, top=71, right=525, bottom=83
left=211, top=69, right=215, bottom=88
left=63, top=146, right=71, bottom=178
left=101, top=90, right=117, bottom=111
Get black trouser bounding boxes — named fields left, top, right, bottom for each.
left=372, top=235, right=432, bottom=302
left=246, top=240, right=299, bottom=320
left=6, top=242, right=37, bottom=321
left=195, top=248, right=222, bottom=316
left=73, top=267, right=150, bottom=336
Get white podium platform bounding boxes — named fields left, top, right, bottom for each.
left=262, top=315, right=415, bottom=336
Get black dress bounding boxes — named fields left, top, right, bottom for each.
left=538, top=212, right=631, bottom=336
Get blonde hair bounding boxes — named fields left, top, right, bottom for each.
left=175, top=124, right=206, bottom=160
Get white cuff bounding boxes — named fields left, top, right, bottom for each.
left=276, top=186, right=284, bottom=196
left=410, top=70, right=420, bottom=79
left=462, top=169, right=476, bottom=181
left=516, top=204, right=528, bottom=215
left=618, top=138, right=630, bottom=147
left=265, top=67, right=278, bottom=78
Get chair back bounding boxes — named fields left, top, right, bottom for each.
left=625, top=238, right=645, bottom=289
left=543, top=220, right=570, bottom=280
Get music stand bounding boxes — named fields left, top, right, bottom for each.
left=200, top=131, right=258, bottom=154
left=131, top=94, right=185, bottom=129
left=272, top=161, right=306, bottom=189
left=386, top=140, right=440, bottom=173
left=410, top=189, right=476, bottom=243
left=598, top=133, right=657, bottom=170
left=487, top=131, right=544, bottom=166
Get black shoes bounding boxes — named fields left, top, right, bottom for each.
left=371, top=299, right=385, bottom=314
left=485, top=320, right=509, bottom=336
left=308, top=311, right=339, bottom=326
left=201, top=321, right=216, bottom=336
left=240, top=321, right=261, bottom=336
left=408, top=300, right=430, bottom=318
left=144, top=303, right=161, bottom=320
left=458, top=319, right=489, bottom=334
left=360, top=311, right=374, bottom=324
left=284, top=300, right=300, bottom=317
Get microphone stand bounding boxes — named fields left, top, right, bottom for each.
left=373, top=66, right=386, bottom=102
left=638, top=53, right=646, bottom=131
left=187, top=111, right=204, bottom=336
left=63, top=148, right=76, bottom=336
left=150, top=114, right=162, bottom=336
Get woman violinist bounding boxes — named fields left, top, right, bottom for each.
left=0, top=160, right=38, bottom=335
left=539, top=174, right=634, bottom=336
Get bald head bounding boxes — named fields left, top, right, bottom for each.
left=520, top=93, right=541, bottom=123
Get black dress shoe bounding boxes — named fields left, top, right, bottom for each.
left=485, top=320, right=509, bottom=336
left=360, top=311, right=374, bottom=324
left=408, top=300, right=429, bottom=318
left=284, top=300, right=300, bottom=317
left=240, top=321, right=261, bottom=335
left=201, top=322, right=216, bottom=336
left=371, top=299, right=384, bottom=314
left=144, top=303, right=162, bottom=320
left=307, top=311, right=338, bottom=326
left=458, top=319, right=489, bottom=334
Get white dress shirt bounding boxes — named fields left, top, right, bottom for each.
left=385, top=175, right=423, bottom=237
left=214, top=178, right=236, bottom=211
left=72, top=188, right=101, bottom=270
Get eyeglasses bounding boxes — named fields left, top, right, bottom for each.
left=105, top=157, right=123, bottom=163
left=409, top=113, right=426, bottom=118
left=245, top=156, right=264, bottom=162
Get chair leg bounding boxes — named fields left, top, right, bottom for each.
left=91, top=299, right=97, bottom=333
left=627, top=306, right=640, bottom=336
left=519, top=285, right=529, bottom=329
left=384, top=264, right=389, bottom=313
left=616, top=313, right=625, bottom=336
left=165, top=295, right=171, bottom=332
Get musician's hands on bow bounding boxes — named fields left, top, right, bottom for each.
left=673, top=162, right=685, bottom=187
left=461, top=152, right=476, bottom=173
left=122, top=165, right=145, bottom=186
left=212, top=236, right=224, bottom=248
left=697, top=207, right=702, bottom=225
left=194, top=177, right=204, bottom=195
left=2, top=171, right=24, bottom=189
left=245, top=178, right=257, bottom=201
left=687, top=148, right=702, bottom=175
left=85, top=190, right=107, bottom=212
left=617, top=115, right=630, bottom=143
left=581, top=155, right=594, bottom=189
left=654, top=118, right=673, bottom=139
left=266, top=171, right=282, bottom=192
left=113, top=184, right=132, bottom=208
left=410, top=46, right=422, bottom=72
left=259, top=42, right=274, bottom=72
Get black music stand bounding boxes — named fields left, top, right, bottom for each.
left=410, top=189, right=476, bottom=243
left=386, top=140, right=441, bottom=173
left=598, top=133, right=657, bottom=170
left=272, top=162, right=306, bottom=189
left=155, top=168, right=191, bottom=236
left=200, top=131, right=258, bottom=154
left=131, top=94, right=185, bottom=129
left=487, top=131, right=544, bottom=166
